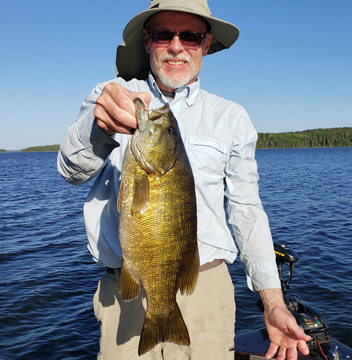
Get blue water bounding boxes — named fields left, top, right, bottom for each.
left=0, top=148, right=351, bottom=359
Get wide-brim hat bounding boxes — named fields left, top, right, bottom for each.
left=116, top=0, right=240, bottom=81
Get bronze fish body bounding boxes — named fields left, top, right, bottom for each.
left=117, top=98, right=199, bottom=355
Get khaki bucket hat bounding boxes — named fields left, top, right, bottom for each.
left=116, top=0, right=240, bottom=81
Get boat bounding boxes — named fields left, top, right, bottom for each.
left=234, top=243, right=352, bottom=360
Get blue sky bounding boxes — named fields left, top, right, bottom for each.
left=1, top=0, right=351, bottom=150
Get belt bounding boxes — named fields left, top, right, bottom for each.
left=107, top=259, right=223, bottom=275
left=106, top=267, right=117, bottom=275
left=199, top=259, right=223, bottom=272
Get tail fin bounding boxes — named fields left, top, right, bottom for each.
left=138, top=305, right=190, bottom=356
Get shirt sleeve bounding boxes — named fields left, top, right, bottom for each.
left=225, top=108, right=281, bottom=291
left=57, top=82, right=120, bottom=185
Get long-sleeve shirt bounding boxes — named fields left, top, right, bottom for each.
left=57, top=73, right=281, bottom=291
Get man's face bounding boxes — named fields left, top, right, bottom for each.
left=144, top=11, right=213, bottom=93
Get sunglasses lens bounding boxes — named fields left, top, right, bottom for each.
left=152, top=30, right=174, bottom=43
left=179, top=32, right=202, bottom=45
left=150, top=30, right=204, bottom=46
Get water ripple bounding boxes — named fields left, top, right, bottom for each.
left=1, top=148, right=351, bottom=358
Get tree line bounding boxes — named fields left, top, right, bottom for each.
left=257, top=127, right=352, bottom=149
left=21, top=145, right=60, bottom=152
left=1, top=128, right=351, bottom=153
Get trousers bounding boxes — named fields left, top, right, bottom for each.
left=93, top=262, right=236, bottom=360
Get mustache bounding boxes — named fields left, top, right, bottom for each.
left=158, top=53, right=191, bottom=63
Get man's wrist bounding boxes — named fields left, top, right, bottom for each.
left=259, top=288, right=286, bottom=310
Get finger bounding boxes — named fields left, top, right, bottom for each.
left=106, top=90, right=150, bottom=130
left=94, top=105, right=135, bottom=135
left=95, top=92, right=138, bottom=134
left=96, top=117, right=134, bottom=135
left=297, top=340, right=310, bottom=356
left=265, top=342, right=279, bottom=359
left=107, top=84, right=150, bottom=116
left=98, top=83, right=138, bottom=126
left=285, top=317, right=312, bottom=343
left=286, top=347, right=298, bottom=360
left=132, top=91, right=151, bottom=109
left=97, top=89, right=137, bottom=125
left=277, top=348, right=288, bottom=360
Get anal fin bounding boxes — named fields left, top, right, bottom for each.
left=118, top=259, right=141, bottom=301
left=178, top=250, right=200, bottom=296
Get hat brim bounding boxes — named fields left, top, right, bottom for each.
left=116, top=8, right=239, bottom=81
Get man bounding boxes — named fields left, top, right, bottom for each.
left=58, top=0, right=311, bottom=359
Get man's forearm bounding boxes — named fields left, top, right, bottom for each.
left=259, top=288, right=286, bottom=310
left=57, top=112, right=119, bottom=185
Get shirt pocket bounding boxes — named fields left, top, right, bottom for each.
left=185, top=137, right=230, bottom=238
left=186, top=137, right=229, bottom=186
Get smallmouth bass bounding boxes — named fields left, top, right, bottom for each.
left=117, top=98, right=199, bottom=355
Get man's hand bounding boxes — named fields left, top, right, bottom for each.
left=259, top=289, right=312, bottom=360
left=94, top=83, right=151, bottom=135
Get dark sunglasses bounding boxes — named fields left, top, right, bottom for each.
left=147, top=30, right=207, bottom=46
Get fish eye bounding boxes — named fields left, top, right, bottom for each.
left=167, top=126, right=177, bottom=135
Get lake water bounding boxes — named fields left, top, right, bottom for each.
left=0, top=148, right=351, bottom=359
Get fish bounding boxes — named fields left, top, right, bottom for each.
left=117, top=98, right=199, bottom=356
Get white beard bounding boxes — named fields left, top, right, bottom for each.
left=150, top=53, right=201, bottom=90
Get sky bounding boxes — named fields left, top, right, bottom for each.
left=0, top=0, right=351, bottom=150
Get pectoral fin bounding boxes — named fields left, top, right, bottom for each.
left=132, top=172, right=150, bottom=216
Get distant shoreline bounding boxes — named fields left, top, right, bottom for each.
left=257, top=127, right=351, bottom=149
left=0, top=145, right=60, bottom=153
left=1, top=127, right=351, bottom=153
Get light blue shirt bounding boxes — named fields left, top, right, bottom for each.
left=57, top=73, right=280, bottom=291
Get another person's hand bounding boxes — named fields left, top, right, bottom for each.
left=94, top=83, right=151, bottom=135
left=260, top=289, right=312, bottom=360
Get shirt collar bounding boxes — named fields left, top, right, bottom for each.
left=147, top=72, right=200, bottom=107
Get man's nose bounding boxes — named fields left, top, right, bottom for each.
left=168, top=35, right=184, bottom=54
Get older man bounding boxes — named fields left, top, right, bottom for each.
left=58, top=0, right=311, bottom=359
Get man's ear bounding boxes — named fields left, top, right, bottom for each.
left=202, top=33, right=213, bottom=56
left=143, top=30, right=150, bottom=54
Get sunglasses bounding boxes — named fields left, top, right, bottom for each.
left=147, top=30, right=207, bottom=47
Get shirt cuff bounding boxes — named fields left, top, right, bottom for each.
left=79, top=112, right=120, bottom=158
left=245, top=260, right=281, bottom=291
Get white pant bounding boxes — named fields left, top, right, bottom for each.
left=93, top=262, right=236, bottom=360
